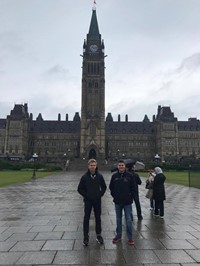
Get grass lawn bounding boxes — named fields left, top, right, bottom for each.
left=0, top=170, right=199, bottom=189
left=140, top=170, right=194, bottom=187
left=0, top=170, right=57, bottom=187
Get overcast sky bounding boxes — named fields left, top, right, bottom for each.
left=1, top=0, right=200, bottom=122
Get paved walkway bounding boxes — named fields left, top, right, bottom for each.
left=0, top=170, right=200, bottom=265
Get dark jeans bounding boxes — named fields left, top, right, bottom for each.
left=154, top=200, right=164, bottom=216
left=150, top=199, right=155, bottom=209
left=115, top=204, right=133, bottom=240
left=83, top=198, right=101, bottom=238
left=134, top=196, right=142, bottom=218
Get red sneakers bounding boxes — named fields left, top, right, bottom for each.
left=128, top=239, right=135, bottom=245
left=112, top=236, right=122, bottom=244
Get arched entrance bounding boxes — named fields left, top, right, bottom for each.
left=89, top=148, right=96, bottom=159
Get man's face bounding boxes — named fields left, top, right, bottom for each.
left=117, top=163, right=126, bottom=173
left=88, top=163, right=97, bottom=174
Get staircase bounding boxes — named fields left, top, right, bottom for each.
left=67, top=158, right=112, bottom=172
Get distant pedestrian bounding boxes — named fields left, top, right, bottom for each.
left=77, top=159, right=107, bottom=246
left=153, top=167, right=166, bottom=218
left=109, top=159, right=137, bottom=245
left=146, top=170, right=155, bottom=210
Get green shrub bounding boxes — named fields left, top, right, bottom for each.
left=0, top=161, right=62, bottom=171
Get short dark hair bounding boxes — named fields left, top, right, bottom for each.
left=117, top=159, right=125, bottom=164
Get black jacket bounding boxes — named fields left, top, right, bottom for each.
left=109, top=171, right=137, bottom=205
left=77, top=170, right=107, bottom=202
left=153, top=173, right=166, bottom=201
left=128, top=170, right=142, bottom=195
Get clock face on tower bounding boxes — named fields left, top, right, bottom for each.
left=90, top=44, right=98, bottom=52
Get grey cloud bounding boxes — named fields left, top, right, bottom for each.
left=42, top=64, right=69, bottom=81
left=0, top=31, right=24, bottom=53
left=177, top=53, right=200, bottom=72
left=28, top=91, right=79, bottom=121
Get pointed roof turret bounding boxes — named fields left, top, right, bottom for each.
left=87, top=8, right=101, bottom=41
left=143, top=114, right=150, bottom=122
left=36, top=113, right=43, bottom=121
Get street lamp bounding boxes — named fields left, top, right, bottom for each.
left=31, top=153, right=38, bottom=180
left=63, top=153, right=67, bottom=170
left=67, top=148, right=71, bottom=159
left=117, top=149, right=120, bottom=160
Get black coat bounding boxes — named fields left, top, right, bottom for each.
left=109, top=171, right=137, bottom=205
left=77, top=170, right=107, bottom=202
left=153, top=173, right=166, bottom=201
left=128, top=170, right=142, bottom=195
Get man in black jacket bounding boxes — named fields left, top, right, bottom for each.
left=109, top=159, right=137, bottom=245
left=77, top=159, right=107, bottom=246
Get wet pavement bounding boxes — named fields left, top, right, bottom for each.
left=0, top=170, right=200, bottom=265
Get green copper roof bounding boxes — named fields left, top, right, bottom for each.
left=88, top=8, right=101, bottom=41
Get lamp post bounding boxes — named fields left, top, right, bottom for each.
left=67, top=148, right=71, bottom=160
left=63, top=153, right=67, bottom=171
left=117, top=149, right=120, bottom=160
left=31, top=153, right=38, bottom=180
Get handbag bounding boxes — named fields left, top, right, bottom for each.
left=146, top=180, right=153, bottom=189
left=145, top=189, right=153, bottom=199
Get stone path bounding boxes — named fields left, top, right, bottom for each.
left=0, top=170, right=200, bottom=265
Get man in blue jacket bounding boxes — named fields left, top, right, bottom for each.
left=78, top=159, right=107, bottom=246
left=109, top=159, right=137, bottom=245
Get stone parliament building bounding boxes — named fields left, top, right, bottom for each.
left=1, top=7, right=200, bottom=165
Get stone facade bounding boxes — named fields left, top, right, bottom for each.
left=0, top=8, right=200, bottom=164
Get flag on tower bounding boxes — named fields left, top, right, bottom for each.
left=94, top=0, right=96, bottom=5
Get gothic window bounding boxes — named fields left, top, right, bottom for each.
left=91, top=63, right=94, bottom=74
left=89, top=81, right=92, bottom=88
left=9, top=145, right=12, bottom=153
left=94, top=63, right=96, bottom=74
left=15, top=145, right=19, bottom=154
left=90, top=123, right=96, bottom=136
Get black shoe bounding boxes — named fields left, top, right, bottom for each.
left=138, top=216, right=143, bottom=220
left=83, top=236, right=89, bottom=246
left=96, top=235, right=104, bottom=244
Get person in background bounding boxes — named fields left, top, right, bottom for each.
left=77, top=159, right=107, bottom=246
left=146, top=170, right=155, bottom=210
left=128, top=166, right=143, bottom=220
left=153, top=167, right=166, bottom=218
left=109, top=159, right=137, bottom=245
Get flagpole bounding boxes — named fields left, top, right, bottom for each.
left=93, top=0, right=96, bottom=10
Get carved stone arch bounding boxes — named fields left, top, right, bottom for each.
left=88, top=148, right=96, bottom=159
left=87, top=144, right=98, bottom=159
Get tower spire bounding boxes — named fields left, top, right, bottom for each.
left=88, top=6, right=100, bottom=41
